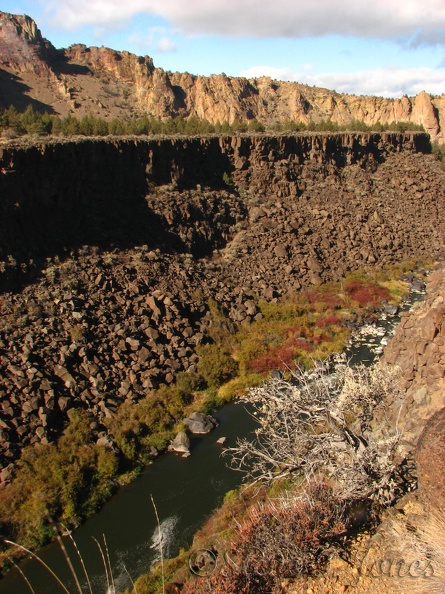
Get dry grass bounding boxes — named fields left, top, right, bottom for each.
left=380, top=509, right=445, bottom=593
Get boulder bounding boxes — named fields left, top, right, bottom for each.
left=54, top=365, right=76, bottom=387
left=184, top=412, right=218, bottom=434
left=170, top=431, right=190, bottom=454
left=383, top=304, right=399, bottom=316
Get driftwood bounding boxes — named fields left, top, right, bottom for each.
left=225, top=358, right=406, bottom=505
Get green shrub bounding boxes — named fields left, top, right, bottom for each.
left=175, top=371, right=206, bottom=392
left=0, top=410, right=118, bottom=551
left=197, top=344, right=239, bottom=389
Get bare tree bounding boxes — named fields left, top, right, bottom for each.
left=225, top=358, right=407, bottom=505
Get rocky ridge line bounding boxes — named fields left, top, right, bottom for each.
left=0, top=11, right=444, bottom=143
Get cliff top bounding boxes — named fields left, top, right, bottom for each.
left=0, top=129, right=431, bottom=152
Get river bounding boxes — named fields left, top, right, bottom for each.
left=0, top=286, right=425, bottom=594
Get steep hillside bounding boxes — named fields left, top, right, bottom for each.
left=0, top=11, right=444, bottom=142
left=1, top=131, right=444, bottom=479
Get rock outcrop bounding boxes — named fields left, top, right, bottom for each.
left=416, top=406, right=445, bottom=513
left=380, top=265, right=445, bottom=457
left=0, top=12, right=59, bottom=75
left=0, top=11, right=444, bottom=142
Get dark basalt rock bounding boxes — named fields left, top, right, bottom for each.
left=0, top=133, right=444, bottom=478
left=184, top=412, right=218, bottom=434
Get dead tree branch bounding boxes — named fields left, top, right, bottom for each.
left=225, top=358, right=405, bottom=505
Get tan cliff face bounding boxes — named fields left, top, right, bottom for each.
left=0, top=12, right=57, bottom=75
left=0, top=11, right=443, bottom=142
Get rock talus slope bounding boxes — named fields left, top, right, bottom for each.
left=0, top=132, right=445, bottom=482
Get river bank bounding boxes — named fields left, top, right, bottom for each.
left=141, top=269, right=438, bottom=594
left=0, top=266, right=429, bottom=594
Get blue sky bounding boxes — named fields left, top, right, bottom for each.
left=2, top=0, right=445, bottom=97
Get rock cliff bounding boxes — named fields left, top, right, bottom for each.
left=0, top=11, right=444, bottom=142
left=0, top=131, right=445, bottom=480
left=381, top=264, right=445, bottom=457
left=0, top=132, right=442, bottom=270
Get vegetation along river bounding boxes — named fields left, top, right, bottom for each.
left=0, top=286, right=425, bottom=594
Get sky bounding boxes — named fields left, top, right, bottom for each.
left=2, top=0, right=445, bottom=98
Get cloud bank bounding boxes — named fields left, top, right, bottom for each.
left=240, top=65, right=445, bottom=97
left=44, top=0, right=445, bottom=46
left=129, top=27, right=177, bottom=53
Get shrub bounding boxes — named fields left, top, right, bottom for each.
left=247, top=118, right=265, bottom=132
left=248, top=346, right=295, bottom=373
left=182, top=480, right=347, bottom=594
left=345, top=280, right=390, bottom=307
left=197, top=344, right=239, bottom=389
left=175, top=371, right=206, bottom=393
left=226, top=360, right=406, bottom=505
left=105, top=394, right=176, bottom=462
left=303, top=288, right=345, bottom=309
left=69, top=323, right=86, bottom=343
left=0, top=410, right=118, bottom=550
left=315, top=315, right=341, bottom=327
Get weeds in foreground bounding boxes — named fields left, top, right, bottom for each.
left=150, top=495, right=164, bottom=594
left=2, top=496, right=164, bottom=594
left=5, top=533, right=116, bottom=594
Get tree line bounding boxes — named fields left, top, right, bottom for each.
left=0, top=104, right=425, bottom=138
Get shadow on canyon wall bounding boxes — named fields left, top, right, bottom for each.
left=0, top=132, right=434, bottom=290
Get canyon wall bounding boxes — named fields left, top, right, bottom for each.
left=1, top=131, right=445, bottom=482
left=381, top=265, right=445, bottom=458
left=0, top=131, right=436, bottom=264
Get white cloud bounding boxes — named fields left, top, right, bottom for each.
left=43, top=0, right=445, bottom=46
left=239, top=65, right=445, bottom=97
left=128, top=26, right=176, bottom=54
left=157, top=36, right=176, bottom=53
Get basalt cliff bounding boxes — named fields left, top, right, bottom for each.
left=0, top=11, right=444, bottom=143
left=0, top=131, right=445, bottom=482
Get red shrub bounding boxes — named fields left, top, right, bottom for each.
left=315, top=315, right=340, bottom=328
left=248, top=346, right=294, bottom=373
left=303, top=289, right=345, bottom=309
left=182, top=480, right=347, bottom=594
left=312, top=333, right=332, bottom=345
left=345, top=281, right=390, bottom=307
left=288, top=338, right=314, bottom=352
